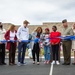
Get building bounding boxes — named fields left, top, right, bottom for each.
left=3, top=22, right=74, bottom=33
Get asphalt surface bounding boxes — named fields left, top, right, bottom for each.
left=53, top=58, right=75, bottom=75
left=0, top=58, right=75, bottom=75
left=53, top=65, right=75, bottom=75
left=0, top=59, right=50, bottom=75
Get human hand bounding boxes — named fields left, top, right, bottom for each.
left=55, top=43, right=59, bottom=45
left=51, top=43, right=55, bottom=45
left=0, top=42, right=2, bottom=44
left=18, top=39, right=21, bottom=42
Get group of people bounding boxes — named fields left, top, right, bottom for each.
left=0, top=19, right=75, bottom=66
left=0, top=20, right=29, bottom=66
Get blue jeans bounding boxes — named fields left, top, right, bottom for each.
left=44, top=46, right=50, bottom=61
left=18, top=42, right=27, bottom=63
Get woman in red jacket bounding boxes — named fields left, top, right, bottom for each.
left=4, top=25, right=17, bottom=65
left=50, top=26, right=61, bottom=65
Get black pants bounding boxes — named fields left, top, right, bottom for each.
left=32, top=43, right=40, bottom=62
left=51, top=44, right=59, bottom=61
left=0, top=44, right=5, bottom=64
left=9, top=42, right=16, bottom=64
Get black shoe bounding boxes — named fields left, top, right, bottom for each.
left=72, top=63, right=75, bottom=65
left=66, top=63, right=70, bottom=65
left=9, top=63, right=13, bottom=66
left=0, top=63, right=3, bottom=65
left=62, top=63, right=66, bottom=65
left=12, top=63, right=16, bottom=65
left=2, top=63, right=7, bottom=65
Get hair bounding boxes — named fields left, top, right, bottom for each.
left=0, top=22, right=2, bottom=24
left=45, top=28, right=50, bottom=34
left=0, top=25, right=3, bottom=29
left=9, top=25, right=16, bottom=32
left=74, top=23, right=75, bottom=25
left=52, top=26, right=57, bottom=30
left=62, top=19, right=67, bottom=23
left=23, top=20, right=29, bottom=24
left=45, top=28, right=50, bottom=31
left=35, top=27, right=42, bottom=34
left=0, top=22, right=3, bottom=29
left=73, top=23, right=75, bottom=28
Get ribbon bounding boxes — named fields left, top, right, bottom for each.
left=0, top=35, right=75, bottom=43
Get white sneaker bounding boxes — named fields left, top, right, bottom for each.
left=37, top=62, right=40, bottom=65
left=51, top=61, right=55, bottom=65
left=17, top=62, right=21, bottom=66
left=56, top=61, right=60, bottom=65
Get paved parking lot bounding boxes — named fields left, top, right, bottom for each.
left=0, top=58, right=75, bottom=75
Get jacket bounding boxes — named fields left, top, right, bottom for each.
left=4, top=30, right=17, bottom=50
left=50, top=31, right=61, bottom=45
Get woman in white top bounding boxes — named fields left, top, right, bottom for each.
left=0, top=22, right=6, bottom=65
left=4, top=25, right=17, bottom=65
left=72, top=23, right=75, bottom=65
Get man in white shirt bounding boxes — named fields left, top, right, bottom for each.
left=17, top=20, right=29, bottom=66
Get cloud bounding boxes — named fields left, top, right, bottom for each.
left=0, top=0, right=75, bottom=25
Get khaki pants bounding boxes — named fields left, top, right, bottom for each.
left=62, top=40, right=72, bottom=64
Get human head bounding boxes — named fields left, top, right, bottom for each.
left=23, top=20, right=29, bottom=28
left=0, top=22, right=3, bottom=29
left=62, top=19, right=68, bottom=28
left=52, top=26, right=57, bottom=32
left=35, top=27, right=42, bottom=34
left=73, top=23, right=75, bottom=29
left=45, top=28, right=50, bottom=34
left=9, top=25, right=16, bottom=32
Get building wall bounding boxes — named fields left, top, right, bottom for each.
left=3, top=22, right=74, bottom=34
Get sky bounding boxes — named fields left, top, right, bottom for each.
left=0, top=0, right=75, bottom=25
